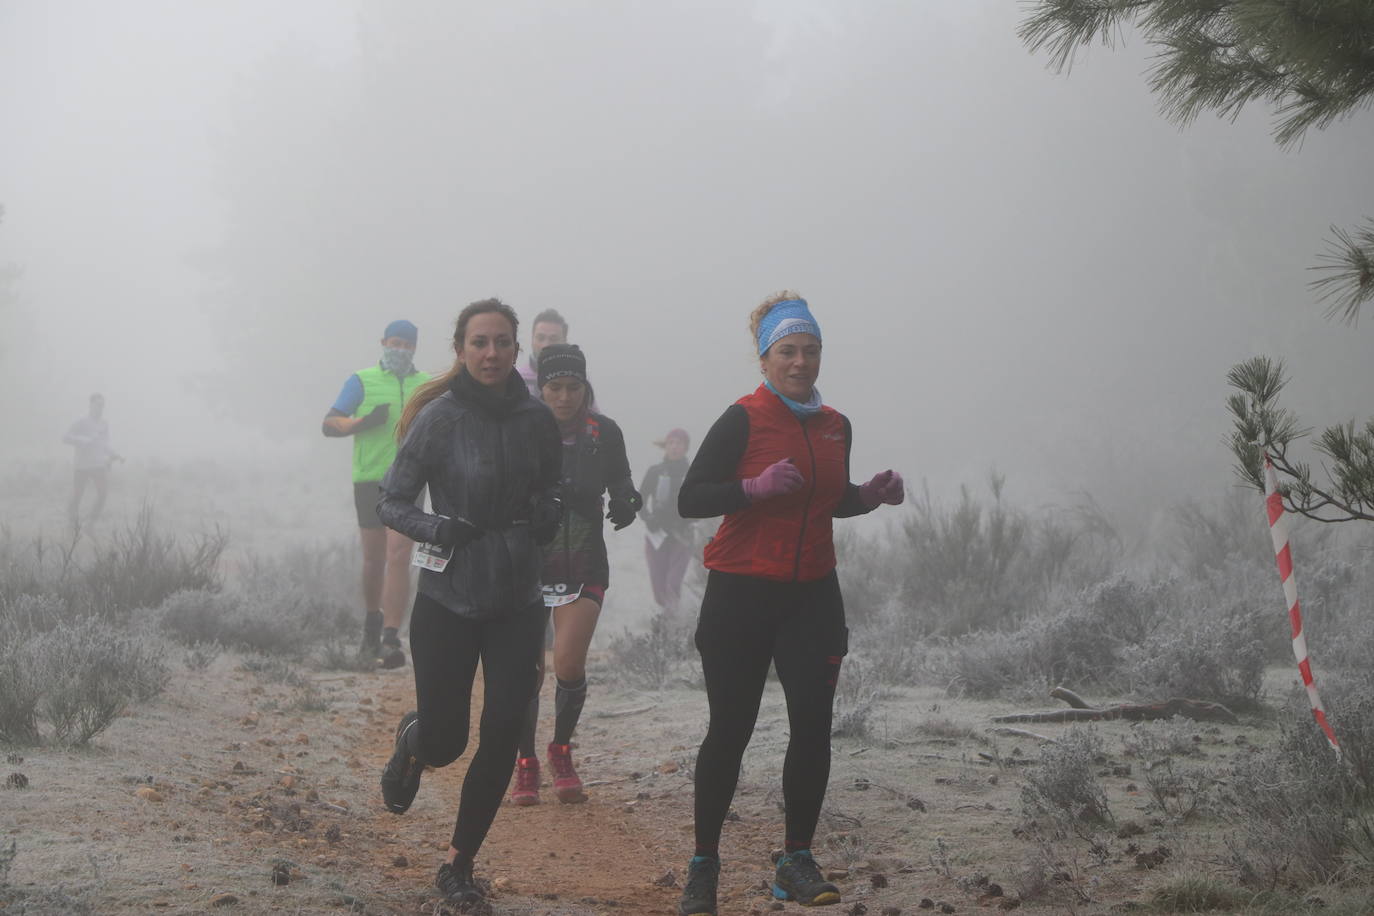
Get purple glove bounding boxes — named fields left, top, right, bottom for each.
left=859, top=469, right=904, bottom=508
left=741, top=458, right=804, bottom=502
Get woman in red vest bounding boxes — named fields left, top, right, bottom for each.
left=674, top=292, right=905, bottom=916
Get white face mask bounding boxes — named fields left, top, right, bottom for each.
left=381, top=347, right=414, bottom=375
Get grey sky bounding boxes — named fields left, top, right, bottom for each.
left=2, top=1, right=1369, bottom=532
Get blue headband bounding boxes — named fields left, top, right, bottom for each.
left=756, top=299, right=821, bottom=355
left=383, top=319, right=418, bottom=345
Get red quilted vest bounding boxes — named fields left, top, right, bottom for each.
left=703, top=385, right=848, bottom=582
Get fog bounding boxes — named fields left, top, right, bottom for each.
left=3, top=0, right=1370, bottom=536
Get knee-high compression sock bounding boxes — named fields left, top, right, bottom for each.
left=382, top=626, right=400, bottom=648
left=552, top=677, right=587, bottom=746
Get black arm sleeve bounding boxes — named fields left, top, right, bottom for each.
left=833, top=414, right=875, bottom=519
left=678, top=405, right=751, bottom=519
left=378, top=407, right=448, bottom=544
left=534, top=407, right=563, bottom=503
left=599, top=417, right=640, bottom=504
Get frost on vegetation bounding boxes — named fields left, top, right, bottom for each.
left=1021, top=727, right=1113, bottom=830
left=1223, top=675, right=1374, bottom=889
left=0, top=615, right=169, bottom=746
left=831, top=654, right=881, bottom=740
left=606, top=610, right=695, bottom=691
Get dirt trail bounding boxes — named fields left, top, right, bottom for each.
left=2, top=642, right=1289, bottom=915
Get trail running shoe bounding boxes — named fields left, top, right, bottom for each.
left=379, top=634, right=407, bottom=669
left=547, top=741, right=586, bottom=803
left=510, top=756, right=541, bottom=806
left=677, top=855, right=719, bottom=916
left=380, top=711, right=422, bottom=814
left=435, top=860, right=484, bottom=908
left=358, top=633, right=382, bottom=665
left=773, top=849, right=841, bottom=906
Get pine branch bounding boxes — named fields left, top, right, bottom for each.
left=1310, top=219, right=1374, bottom=325
left=1226, top=356, right=1374, bottom=523
left=1019, top=0, right=1156, bottom=72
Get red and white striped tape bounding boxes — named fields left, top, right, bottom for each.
left=1264, top=453, right=1340, bottom=755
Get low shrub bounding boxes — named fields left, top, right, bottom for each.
left=1123, top=613, right=1265, bottom=707
left=1021, top=727, right=1113, bottom=829
left=0, top=617, right=169, bottom=746
left=606, top=610, right=695, bottom=690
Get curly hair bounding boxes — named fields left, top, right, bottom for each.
left=749, top=289, right=805, bottom=349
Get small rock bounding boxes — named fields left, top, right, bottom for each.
left=232, top=760, right=247, bottom=772
left=825, top=867, right=849, bottom=880
left=5, top=772, right=28, bottom=790
left=653, top=870, right=678, bottom=887
left=392, top=855, right=409, bottom=867
left=1116, top=821, right=1145, bottom=839
left=1302, top=894, right=1327, bottom=908
left=847, top=904, right=867, bottom=915
left=209, top=893, right=239, bottom=907
left=271, top=863, right=291, bottom=886
left=358, top=697, right=372, bottom=706
left=770, top=903, right=784, bottom=912
left=919, top=900, right=934, bottom=910
left=985, top=883, right=1003, bottom=897
left=882, top=908, right=902, bottom=916
left=998, top=900, right=1021, bottom=911
left=295, top=733, right=309, bottom=745
left=987, top=774, right=998, bottom=785
left=870, top=873, right=889, bottom=889
left=906, top=797, right=926, bottom=812
left=279, top=773, right=296, bottom=789
left=658, top=760, right=680, bottom=774
left=939, top=904, right=955, bottom=914
left=135, top=787, right=164, bottom=802
left=241, top=712, right=259, bottom=726
left=324, top=825, right=342, bottom=844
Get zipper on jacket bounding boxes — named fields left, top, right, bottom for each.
left=791, top=417, right=818, bottom=582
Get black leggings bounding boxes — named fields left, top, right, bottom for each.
left=692, top=569, right=847, bottom=854
left=407, top=592, right=548, bottom=856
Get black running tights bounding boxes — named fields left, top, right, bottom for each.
left=407, top=592, right=547, bottom=856
left=692, top=570, right=847, bottom=854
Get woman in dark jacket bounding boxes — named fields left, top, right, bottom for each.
left=511, top=343, right=641, bottom=806
left=674, top=292, right=905, bottom=916
left=377, top=298, right=562, bottom=909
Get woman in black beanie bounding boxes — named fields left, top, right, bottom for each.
left=510, top=343, right=642, bottom=807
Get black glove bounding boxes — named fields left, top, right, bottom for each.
left=354, top=402, right=390, bottom=433
left=606, top=496, right=639, bottom=531
left=435, top=516, right=481, bottom=550
left=530, top=497, right=563, bottom=546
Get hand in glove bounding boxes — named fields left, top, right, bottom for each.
left=530, top=497, right=563, bottom=546
left=354, top=402, right=390, bottom=433
left=435, top=516, right=481, bottom=550
left=741, top=458, right=804, bottom=503
left=606, top=493, right=641, bottom=531
left=858, top=469, right=905, bottom=508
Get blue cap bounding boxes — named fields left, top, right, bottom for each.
left=383, top=319, right=418, bottom=345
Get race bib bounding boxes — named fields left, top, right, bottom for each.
left=412, top=518, right=455, bottom=572
left=542, top=583, right=583, bottom=608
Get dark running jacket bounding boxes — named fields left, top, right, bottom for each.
left=679, top=384, right=872, bottom=583
left=542, top=412, right=638, bottom=590
left=379, top=372, right=562, bottom=619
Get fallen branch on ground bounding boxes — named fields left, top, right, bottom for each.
left=991, top=686, right=1237, bottom=725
